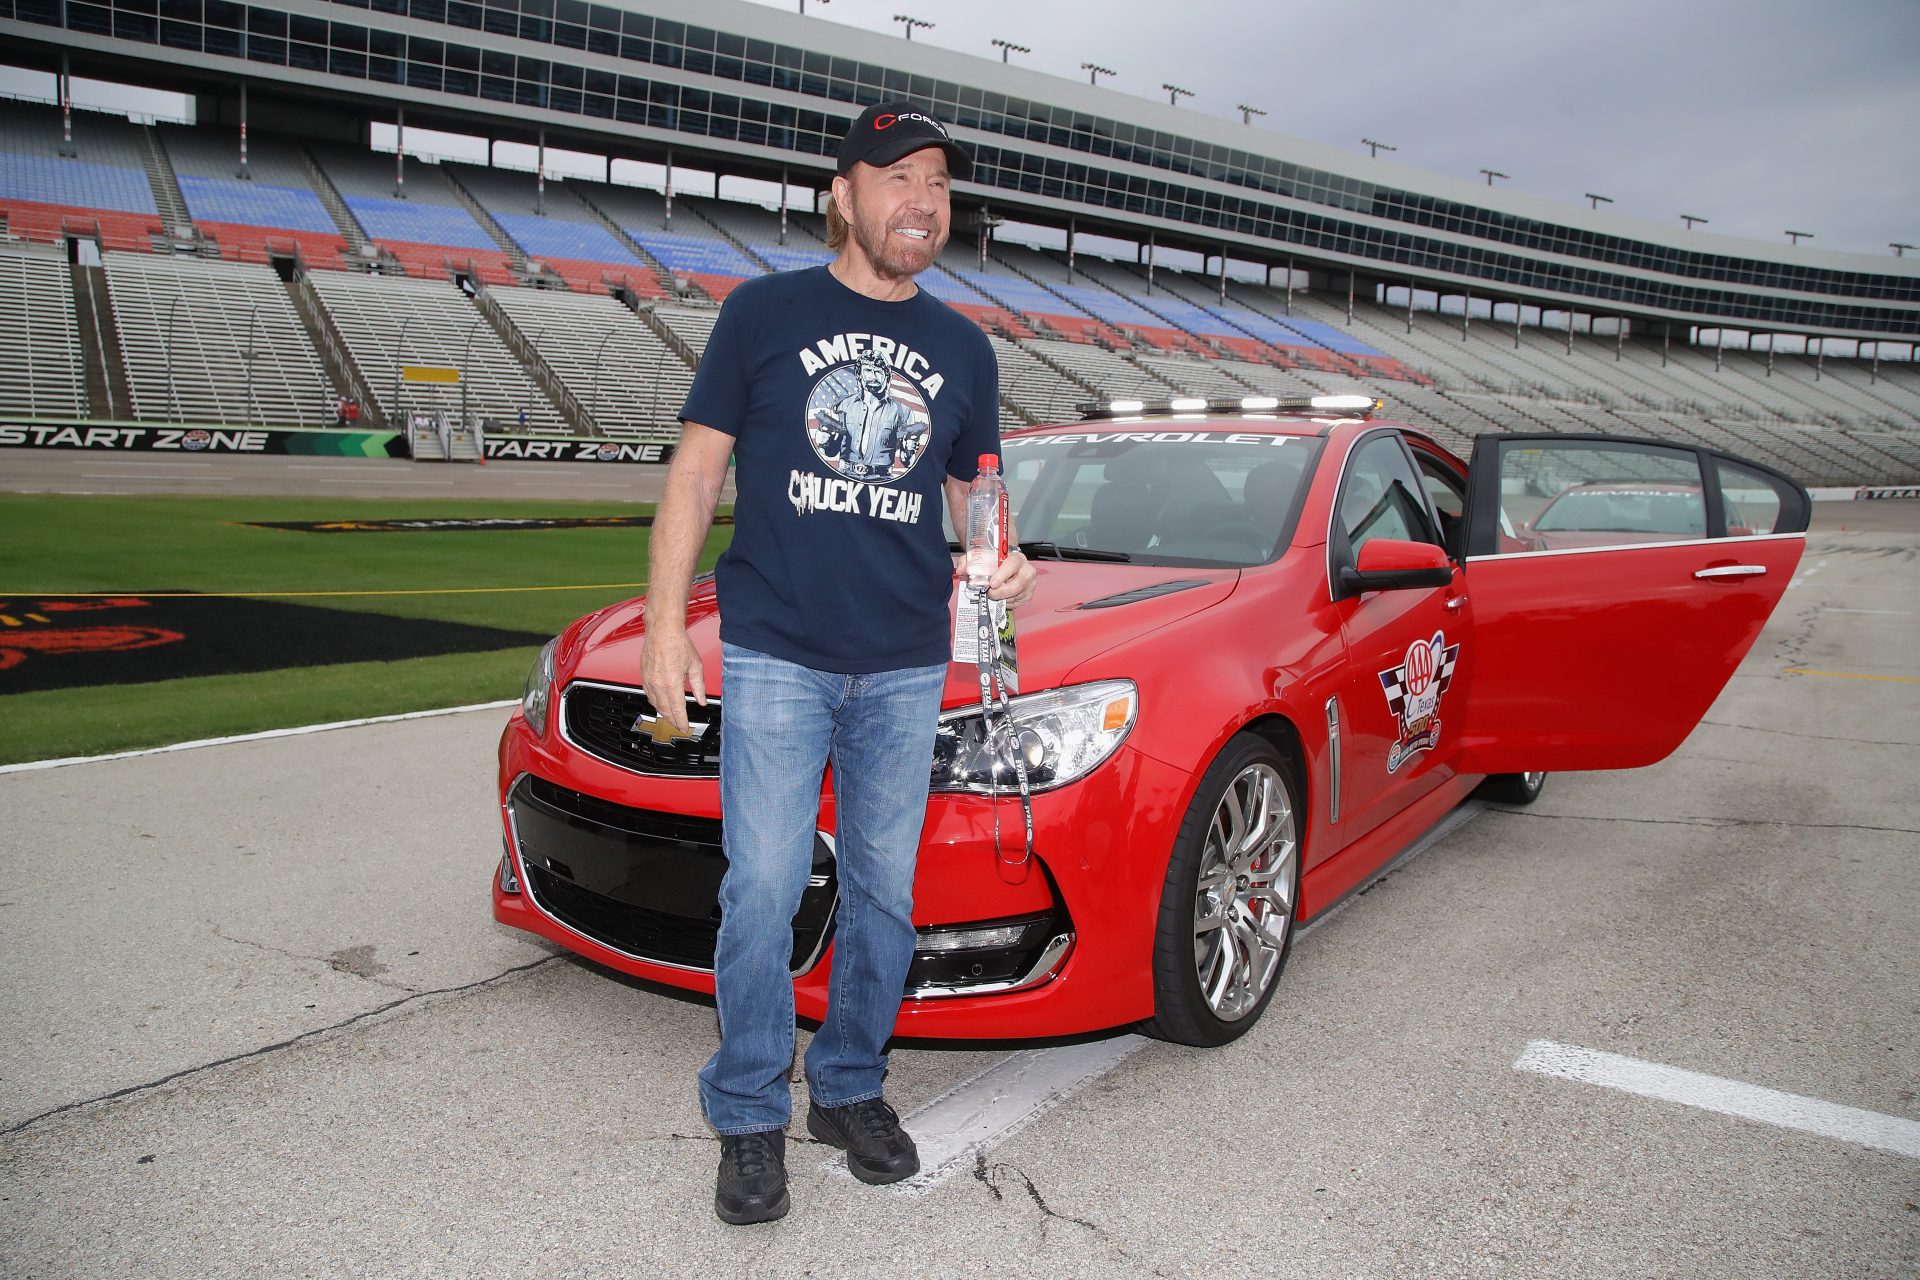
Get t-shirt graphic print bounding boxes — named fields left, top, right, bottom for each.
left=805, top=354, right=931, bottom=485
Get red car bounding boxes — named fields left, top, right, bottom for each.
left=494, top=399, right=1808, bottom=1046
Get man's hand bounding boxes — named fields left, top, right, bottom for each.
left=640, top=627, right=705, bottom=735
left=986, top=548, right=1038, bottom=609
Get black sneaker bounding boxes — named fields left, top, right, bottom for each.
left=714, top=1130, right=790, bottom=1225
left=806, top=1098, right=920, bottom=1185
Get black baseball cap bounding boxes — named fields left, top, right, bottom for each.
left=836, top=101, right=972, bottom=182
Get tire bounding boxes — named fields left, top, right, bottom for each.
left=1143, top=734, right=1303, bottom=1047
left=1476, top=770, right=1548, bottom=805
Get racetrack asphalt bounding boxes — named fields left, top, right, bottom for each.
left=1, top=460, right=1914, bottom=1277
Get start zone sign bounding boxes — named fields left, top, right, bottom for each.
left=0, top=421, right=407, bottom=458
left=483, top=436, right=675, bottom=464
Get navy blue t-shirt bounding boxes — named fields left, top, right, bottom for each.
left=678, top=266, right=1000, bottom=674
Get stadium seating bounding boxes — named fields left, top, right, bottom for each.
left=310, top=147, right=515, bottom=285
left=103, top=251, right=332, bottom=426
left=0, top=101, right=163, bottom=253
left=0, top=241, right=88, bottom=418
left=305, top=269, right=564, bottom=432
left=1, top=109, right=1913, bottom=486
left=486, top=287, right=691, bottom=438
left=444, top=165, right=668, bottom=299
left=159, top=124, right=348, bottom=271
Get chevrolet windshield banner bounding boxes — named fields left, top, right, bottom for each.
left=0, top=421, right=408, bottom=458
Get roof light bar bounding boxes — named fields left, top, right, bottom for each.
left=1077, top=394, right=1383, bottom=421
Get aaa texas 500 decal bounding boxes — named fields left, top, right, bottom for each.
left=1378, top=630, right=1460, bottom=773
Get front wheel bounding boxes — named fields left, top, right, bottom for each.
left=1143, top=734, right=1302, bottom=1047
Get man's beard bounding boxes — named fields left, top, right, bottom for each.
left=851, top=211, right=946, bottom=281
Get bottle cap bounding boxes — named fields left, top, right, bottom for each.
left=979, top=453, right=999, bottom=469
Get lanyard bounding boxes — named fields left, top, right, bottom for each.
left=973, top=587, right=1034, bottom=875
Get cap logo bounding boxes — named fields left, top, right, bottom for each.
left=874, top=113, right=897, bottom=130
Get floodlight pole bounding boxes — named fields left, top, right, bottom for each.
left=1585, top=193, right=1612, bottom=210
left=394, top=106, right=406, bottom=198
left=1784, top=230, right=1812, bottom=245
left=893, top=14, right=933, bottom=41
left=1361, top=138, right=1396, bottom=159
left=1238, top=105, right=1267, bottom=126
left=536, top=128, right=546, bottom=216
left=797, top=0, right=826, bottom=12
left=1680, top=214, right=1708, bottom=230
left=1164, top=84, right=1194, bottom=107
left=1081, top=63, right=1115, bottom=87
left=1889, top=242, right=1914, bottom=258
left=991, top=38, right=1030, bottom=63
left=1478, top=168, right=1507, bottom=187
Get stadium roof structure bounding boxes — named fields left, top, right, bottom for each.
left=7, top=0, right=1916, bottom=344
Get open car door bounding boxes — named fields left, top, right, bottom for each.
left=1453, top=435, right=1809, bottom=774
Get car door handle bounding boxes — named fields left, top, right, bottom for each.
left=1444, top=595, right=1467, bottom=612
left=1693, top=565, right=1767, bottom=580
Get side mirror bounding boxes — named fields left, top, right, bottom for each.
left=1338, top=538, right=1455, bottom=594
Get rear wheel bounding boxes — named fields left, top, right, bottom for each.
left=1477, top=770, right=1547, bottom=805
left=1144, top=734, right=1302, bottom=1046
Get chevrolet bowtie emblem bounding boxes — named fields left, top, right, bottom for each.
left=633, top=712, right=707, bottom=745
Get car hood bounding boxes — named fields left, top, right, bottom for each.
left=567, top=563, right=1240, bottom=702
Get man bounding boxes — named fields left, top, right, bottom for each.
left=640, top=102, right=1037, bottom=1226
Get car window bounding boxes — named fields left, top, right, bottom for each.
left=1715, top=459, right=1786, bottom=534
left=1492, top=440, right=1706, bottom=552
left=997, top=432, right=1320, bottom=566
left=1414, top=451, right=1466, bottom=556
left=1338, top=434, right=1440, bottom=555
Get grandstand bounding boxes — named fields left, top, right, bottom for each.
left=0, top=0, right=1913, bottom=482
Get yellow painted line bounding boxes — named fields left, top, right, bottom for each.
left=1784, top=667, right=1920, bottom=684
left=0, top=583, right=648, bottom=600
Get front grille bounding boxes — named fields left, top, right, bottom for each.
left=510, top=775, right=833, bottom=973
left=562, top=681, right=722, bottom=776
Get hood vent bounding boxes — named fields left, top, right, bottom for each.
left=1076, top=579, right=1212, bottom=610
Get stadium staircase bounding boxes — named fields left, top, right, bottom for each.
left=287, top=274, right=379, bottom=423
left=133, top=125, right=194, bottom=251
left=70, top=259, right=132, bottom=420
left=438, top=166, right=531, bottom=279
left=470, top=282, right=591, bottom=432
left=565, top=186, right=684, bottom=299
left=300, top=146, right=376, bottom=265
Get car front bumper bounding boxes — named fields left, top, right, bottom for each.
left=492, top=704, right=1192, bottom=1039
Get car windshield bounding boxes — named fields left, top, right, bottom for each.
left=1533, top=488, right=1705, bottom=535
left=994, top=430, right=1323, bottom=567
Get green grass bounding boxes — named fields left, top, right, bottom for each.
left=0, top=494, right=731, bottom=764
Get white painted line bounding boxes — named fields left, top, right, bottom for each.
left=317, top=478, right=456, bottom=486
left=0, top=700, right=520, bottom=775
left=855, top=802, right=1491, bottom=1193
left=1820, top=608, right=1912, bottom=616
left=1514, top=1040, right=1920, bottom=1160
left=75, top=460, right=218, bottom=468
left=822, top=1035, right=1151, bottom=1194
left=1786, top=557, right=1828, bottom=590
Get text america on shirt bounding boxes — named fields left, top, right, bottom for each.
left=791, top=331, right=949, bottom=525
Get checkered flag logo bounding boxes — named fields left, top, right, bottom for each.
left=1379, top=631, right=1460, bottom=720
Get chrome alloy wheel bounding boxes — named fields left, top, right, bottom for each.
left=1191, top=761, right=1298, bottom=1022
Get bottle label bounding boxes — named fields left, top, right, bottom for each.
left=950, top=584, right=1018, bottom=693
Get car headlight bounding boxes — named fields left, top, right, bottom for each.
left=931, top=679, right=1137, bottom=795
left=521, top=637, right=558, bottom=737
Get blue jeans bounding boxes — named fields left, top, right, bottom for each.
left=698, top=641, right=947, bottom=1135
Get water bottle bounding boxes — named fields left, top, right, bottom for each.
left=965, top=453, right=1006, bottom=590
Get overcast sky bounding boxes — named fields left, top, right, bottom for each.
left=746, top=0, right=1919, bottom=259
